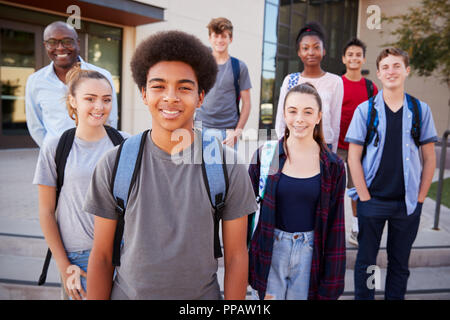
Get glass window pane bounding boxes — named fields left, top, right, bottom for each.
left=88, top=22, right=122, bottom=40
left=306, top=4, right=320, bottom=22
left=278, top=25, right=289, bottom=46
left=292, top=0, right=307, bottom=14
left=263, top=42, right=277, bottom=72
left=277, top=44, right=289, bottom=56
left=264, top=3, right=278, bottom=44
left=1, top=28, right=35, bottom=135
left=88, top=35, right=121, bottom=94
left=279, top=0, right=290, bottom=25
left=290, top=13, right=304, bottom=50
left=261, top=70, right=275, bottom=104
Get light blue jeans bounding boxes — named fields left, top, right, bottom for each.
left=253, top=229, right=314, bottom=300
left=66, top=249, right=91, bottom=298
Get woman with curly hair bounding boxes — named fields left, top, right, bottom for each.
left=274, top=22, right=344, bottom=153
left=85, top=30, right=257, bottom=300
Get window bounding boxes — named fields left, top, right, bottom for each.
left=258, top=0, right=359, bottom=132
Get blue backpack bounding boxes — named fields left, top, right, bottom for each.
left=110, top=129, right=228, bottom=266
left=362, top=93, right=422, bottom=159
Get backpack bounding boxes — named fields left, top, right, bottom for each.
left=230, top=56, right=241, bottom=116
left=247, top=140, right=278, bottom=245
left=38, top=126, right=124, bottom=285
left=364, top=78, right=375, bottom=99
left=110, top=129, right=229, bottom=267
left=362, top=93, right=422, bottom=160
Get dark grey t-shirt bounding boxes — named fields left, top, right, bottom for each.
left=195, top=57, right=252, bottom=129
left=83, top=130, right=258, bottom=299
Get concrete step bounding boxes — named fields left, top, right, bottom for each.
left=0, top=254, right=60, bottom=285
left=345, top=246, right=450, bottom=269
left=0, top=282, right=60, bottom=300
left=340, top=266, right=450, bottom=300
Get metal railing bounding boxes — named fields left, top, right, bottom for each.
left=433, top=130, right=450, bottom=230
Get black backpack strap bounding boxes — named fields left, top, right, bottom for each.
left=362, top=97, right=379, bottom=161
left=230, top=56, right=241, bottom=117
left=365, top=78, right=374, bottom=98
left=406, top=94, right=422, bottom=148
left=38, top=127, right=76, bottom=286
left=110, top=130, right=148, bottom=266
left=104, top=125, right=125, bottom=146
left=201, top=130, right=229, bottom=259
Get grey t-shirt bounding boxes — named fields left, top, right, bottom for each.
left=195, top=57, right=252, bottom=129
left=83, top=130, right=258, bottom=300
left=33, top=131, right=130, bottom=253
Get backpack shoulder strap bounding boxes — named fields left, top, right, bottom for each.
left=38, top=127, right=76, bottom=286
left=55, top=127, right=76, bottom=194
left=230, top=56, right=241, bottom=116
left=104, top=125, right=125, bottom=146
left=247, top=140, right=279, bottom=244
left=257, top=140, right=279, bottom=201
left=288, top=72, right=301, bottom=90
left=365, top=78, right=374, bottom=98
left=362, top=97, right=379, bottom=160
left=110, top=130, right=148, bottom=266
left=406, top=93, right=422, bottom=148
left=201, top=129, right=229, bottom=259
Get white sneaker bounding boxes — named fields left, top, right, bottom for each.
left=348, top=230, right=358, bottom=246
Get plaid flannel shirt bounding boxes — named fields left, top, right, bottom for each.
left=248, top=139, right=346, bottom=300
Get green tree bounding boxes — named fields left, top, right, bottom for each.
left=383, top=0, right=450, bottom=87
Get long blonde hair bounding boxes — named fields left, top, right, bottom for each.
left=65, top=62, right=111, bottom=125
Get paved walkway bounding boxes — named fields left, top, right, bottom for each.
left=1, top=147, right=450, bottom=299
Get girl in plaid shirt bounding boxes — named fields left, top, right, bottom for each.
left=248, top=83, right=346, bottom=300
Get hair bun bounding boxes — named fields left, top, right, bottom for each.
left=65, top=62, right=82, bottom=84
left=296, top=21, right=326, bottom=47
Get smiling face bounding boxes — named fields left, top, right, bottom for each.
left=142, top=61, right=204, bottom=134
left=209, top=31, right=232, bottom=55
left=44, top=25, right=80, bottom=69
left=342, top=45, right=366, bottom=71
left=284, top=92, right=322, bottom=140
left=377, top=54, right=410, bottom=91
left=297, top=35, right=325, bottom=68
left=68, top=78, right=112, bottom=127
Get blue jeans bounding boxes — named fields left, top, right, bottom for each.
left=354, top=198, right=422, bottom=300
left=66, top=249, right=91, bottom=297
left=255, top=229, right=314, bottom=300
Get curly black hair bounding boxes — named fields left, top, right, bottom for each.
left=295, top=21, right=326, bottom=51
left=130, top=30, right=217, bottom=94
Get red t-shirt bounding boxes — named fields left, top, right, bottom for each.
left=338, top=75, right=378, bottom=150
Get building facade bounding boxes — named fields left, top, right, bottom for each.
left=0, top=0, right=448, bottom=149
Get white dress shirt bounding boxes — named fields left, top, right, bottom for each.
left=25, top=56, right=118, bottom=147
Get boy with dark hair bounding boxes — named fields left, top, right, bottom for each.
left=195, top=17, right=252, bottom=148
left=84, top=30, right=257, bottom=300
left=346, top=47, right=437, bottom=300
left=338, top=37, right=378, bottom=246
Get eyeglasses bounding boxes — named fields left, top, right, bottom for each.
left=44, top=38, right=76, bottom=50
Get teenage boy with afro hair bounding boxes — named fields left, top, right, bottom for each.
left=84, top=30, right=258, bottom=300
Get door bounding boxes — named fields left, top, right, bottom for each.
left=0, top=20, right=44, bottom=148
